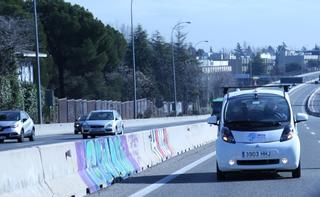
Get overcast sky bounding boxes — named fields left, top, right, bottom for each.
left=65, top=0, right=320, bottom=51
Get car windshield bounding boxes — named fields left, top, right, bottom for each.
left=0, top=112, right=20, bottom=121
left=224, top=94, right=290, bottom=130
left=88, top=112, right=114, bottom=121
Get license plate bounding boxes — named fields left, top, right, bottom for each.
left=242, top=151, right=272, bottom=158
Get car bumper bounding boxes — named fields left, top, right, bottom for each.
left=0, top=131, right=21, bottom=139
left=216, top=136, right=300, bottom=172
left=82, top=128, right=114, bottom=135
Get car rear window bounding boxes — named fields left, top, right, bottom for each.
left=224, top=94, right=291, bottom=131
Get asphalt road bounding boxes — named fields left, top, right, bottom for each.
left=308, top=86, right=320, bottom=115
left=91, top=83, right=320, bottom=197
left=0, top=119, right=205, bottom=152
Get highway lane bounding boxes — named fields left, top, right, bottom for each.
left=308, top=86, right=320, bottom=115
left=91, top=84, right=320, bottom=197
left=0, top=119, right=206, bottom=152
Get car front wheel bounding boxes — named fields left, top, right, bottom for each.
left=29, top=128, right=35, bottom=141
left=216, top=162, right=226, bottom=181
left=18, top=130, right=24, bottom=143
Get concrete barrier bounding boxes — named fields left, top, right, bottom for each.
left=154, top=129, right=172, bottom=159
left=38, top=142, right=87, bottom=197
left=107, top=137, right=128, bottom=179
left=166, top=123, right=217, bottom=155
left=35, top=115, right=208, bottom=136
left=150, top=130, right=165, bottom=162
left=125, top=131, right=153, bottom=169
left=112, top=137, right=135, bottom=175
left=75, top=141, right=101, bottom=193
left=141, top=130, right=163, bottom=166
left=0, top=148, right=51, bottom=197
left=163, top=128, right=175, bottom=156
left=120, top=135, right=141, bottom=172
left=0, top=121, right=217, bottom=197
left=95, top=138, right=120, bottom=179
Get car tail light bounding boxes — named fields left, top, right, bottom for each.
left=221, top=127, right=236, bottom=144
left=280, top=125, right=294, bottom=142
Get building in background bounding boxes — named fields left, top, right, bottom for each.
left=199, top=59, right=232, bottom=73
left=15, top=50, right=47, bottom=83
left=260, top=52, right=276, bottom=74
left=277, top=47, right=320, bottom=74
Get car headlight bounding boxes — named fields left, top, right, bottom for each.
left=10, top=124, right=19, bottom=128
left=106, top=124, right=113, bottom=128
left=82, top=123, right=89, bottom=129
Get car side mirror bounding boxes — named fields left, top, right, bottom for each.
left=208, top=115, right=218, bottom=125
left=295, top=113, right=308, bottom=123
left=115, top=118, right=118, bottom=121
left=22, top=118, right=28, bottom=122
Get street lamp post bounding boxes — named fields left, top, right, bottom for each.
left=33, top=0, right=42, bottom=124
left=131, top=0, right=137, bottom=119
left=194, top=40, right=209, bottom=110
left=194, top=40, right=209, bottom=107
left=194, top=40, right=209, bottom=49
left=171, top=21, right=191, bottom=116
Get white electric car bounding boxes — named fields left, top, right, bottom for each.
left=208, top=87, right=308, bottom=180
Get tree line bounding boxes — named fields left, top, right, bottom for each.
left=0, top=0, right=201, bottom=115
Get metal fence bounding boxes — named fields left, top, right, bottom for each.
left=56, top=98, right=149, bottom=123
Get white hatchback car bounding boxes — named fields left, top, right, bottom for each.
left=208, top=87, right=308, bottom=180
left=82, top=110, right=124, bottom=139
left=0, top=110, right=35, bottom=143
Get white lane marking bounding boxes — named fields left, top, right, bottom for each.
left=310, top=132, right=316, bottom=135
left=318, top=140, right=320, bottom=144
left=306, top=127, right=310, bottom=130
left=129, top=151, right=216, bottom=197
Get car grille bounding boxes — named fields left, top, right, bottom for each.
left=90, top=125, right=104, bottom=129
left=237, top=159, right=280, bottom=165
left=0, top=126, right=10, bottom=132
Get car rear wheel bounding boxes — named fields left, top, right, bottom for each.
left=18, top=130, right=24, bottom=143
left=0, top=139, right=4, bottom=143
left=121, top=125, right=124, bottom=135
left=83, top=134, right=88, bottom=139
left=74, top=130, right=79, bottom=135
left=216, top=162, right=226, bottom=181
left=29, top=128, right=35, bottom=141
left=292, top=162, right=301, bottom=178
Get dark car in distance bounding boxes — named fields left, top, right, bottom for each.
left=74, top=115, right=87, bottom=134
